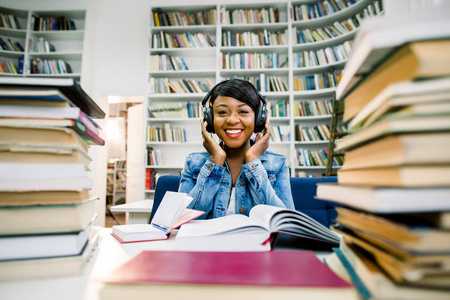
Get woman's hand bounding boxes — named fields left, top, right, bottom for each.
left=245, top=120, right=271, bottom=163
left=200, top=120, right=226, bottom=166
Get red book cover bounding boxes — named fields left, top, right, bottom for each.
left=101, top=250, right=353, bottom=288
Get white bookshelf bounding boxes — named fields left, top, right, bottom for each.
left=143, top=0, right=383, bottom=199
left=0, top=6, right=85, bottom=79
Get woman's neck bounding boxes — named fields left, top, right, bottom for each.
left=223, top=139, right=251, bottom=162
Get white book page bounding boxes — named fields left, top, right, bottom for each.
left=177, top=214, right=266, bottom=237
left=113, top=224, right=161, bottom=234
left=249, top=204, right=284, bottom=230
left=151, top=191, right=192, bottom=229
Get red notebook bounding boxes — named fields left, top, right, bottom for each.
left=101, top=250, right=353, bottom=288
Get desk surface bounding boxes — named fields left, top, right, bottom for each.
left=0, top=228, right=332, bottom=300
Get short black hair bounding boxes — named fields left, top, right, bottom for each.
left=209, top=79, right=260, bottom=112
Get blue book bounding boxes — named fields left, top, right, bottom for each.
left=333, top=247, right=371, bottom=299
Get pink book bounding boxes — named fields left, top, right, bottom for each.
left=101, top=250, right=353, bottom=288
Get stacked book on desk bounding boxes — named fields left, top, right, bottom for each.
left=316, top=7, right=450, bottom=300
left=0, top=77, right=105, bottom=280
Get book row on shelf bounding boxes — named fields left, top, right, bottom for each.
left=292, top=0, right=359, bottom=20
left=150, top=72, right=337, bottom=94
left=295, top=20, right=356, bottom=44
left=149, top=77, right=213, bottom=94
left=31, top=15, right=77, bottom=31
left=108, top=159, right=127, bottom=170
left=0, top=37, right=24, bottom=52
left=294, top=71, right=341, bottom=91
left=270, top=125, right=291, bottom=142
left=296, top=147, right=343, bottom=167
left=0, top=13, right=20, bottom=29
left=148, top=102, right=203, bottom=119
left=0, top=77, right=105, bottom=280
left=222, top=28, right=288, bottom=47
left=147, top=99, right=332, bottom=119
left=295, top=99, right=332, bottom=117
left=294, top=40, right=353, bottom=68
left=0, top=57, right=73, bottom=75
left=295, top=123, right=346, bottom=142
left=151, top=31, right=216, bottom=49
left=28, top=37, right=56, bottom=53
left=152, top=8, right=217, bottom=27
left=0, top=59, right=18, bottom=74
left=145, top=169, right=169, bottom=190
left=221, top=52, right=287, bottom=70
left=147, top=124, right=187, bottom=143
left=147, top=147, right=163, bottom=166
left=149, top=54, right=188, bottom=71
left=29, top=58, right=73, bottom=75
left=220, top=6, right=279, bottom=24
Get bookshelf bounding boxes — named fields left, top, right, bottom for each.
left=144, top=0, right=383, bottom=199
left=107, top=159, right=127, bottom=206
left=0, top=6, right=85, bottom=79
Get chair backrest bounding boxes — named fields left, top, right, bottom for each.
left=290, top=176, right=338, bottom=227
left=149, top=175, right=181, bottom=223
left=149, top=175, right=338, bottom=227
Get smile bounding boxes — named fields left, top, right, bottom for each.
left=225, top=129, right=243, bottom=134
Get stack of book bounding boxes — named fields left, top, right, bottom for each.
left=0, top=77, right=105, bottom=281
left=316, top=6, right=450, bottom=300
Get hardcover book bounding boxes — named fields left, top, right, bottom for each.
left=111, top=191, right=204, bottom=243
left=0, top=198, right=98, bottom=235
left=0, top=77, right=105, bottom=118
left=175, top=204, right=340, bottom=252
left=0, top=226, right=101, bottom=281
left=316, top=183, right=450, bottom=213
left=336, top=6, right=450, bottom=101
left=99, top=250, right=357, bottom=300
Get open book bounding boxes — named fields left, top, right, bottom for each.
left=175, top=204, right=340, bottom=251
left=111, top=191, right=204, bottom=243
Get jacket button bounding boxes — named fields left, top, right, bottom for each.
left=240, top=208, right=246, bottom=214
left=207, top=165, right=212, bottom=170
left=239, top=181, right=245, bottom=186
left=250, top=164, right=256, bottom=170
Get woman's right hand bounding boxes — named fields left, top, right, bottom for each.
left=200, top=120, right=226, bottom=166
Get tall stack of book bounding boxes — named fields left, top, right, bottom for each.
left=0, top=77, right=105, bottom=280
left=316, top=6, right=450, bottom=300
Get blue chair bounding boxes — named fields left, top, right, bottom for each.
left=289, top=176, right=338, bottom=227
left=150, top=175, right=338, bottom=226
left=149, top=175, right=182, bottom=223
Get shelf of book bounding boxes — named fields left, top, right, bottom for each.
left=0, top=6, right=86, bottom=79
left=143, top=0, right=383, bottom=200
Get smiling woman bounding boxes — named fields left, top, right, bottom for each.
left=178, top=79, right=294, bottom=220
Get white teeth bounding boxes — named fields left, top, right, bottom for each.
left=226, top=130, right=242, bottom=134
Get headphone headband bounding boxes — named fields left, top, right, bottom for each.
left=202, top=79, right=267, bottom=108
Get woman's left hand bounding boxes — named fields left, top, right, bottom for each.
left=245, top=120, right=271, bottom=163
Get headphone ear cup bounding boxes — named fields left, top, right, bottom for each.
left=203, top=107, right=215, bottom=133
left=254, top=104, right=268, bottom=132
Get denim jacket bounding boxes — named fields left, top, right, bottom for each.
left=179, top=150, right=295, bottom=219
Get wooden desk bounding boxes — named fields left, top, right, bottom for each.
left=111, top=200, right=153, bottom=224
left=0, top=228, right=333, bottom=300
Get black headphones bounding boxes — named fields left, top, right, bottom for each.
left=202, top=80, right=268, bottom=134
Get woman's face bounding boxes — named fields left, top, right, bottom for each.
left=212, top=96, right=255, bottom=149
